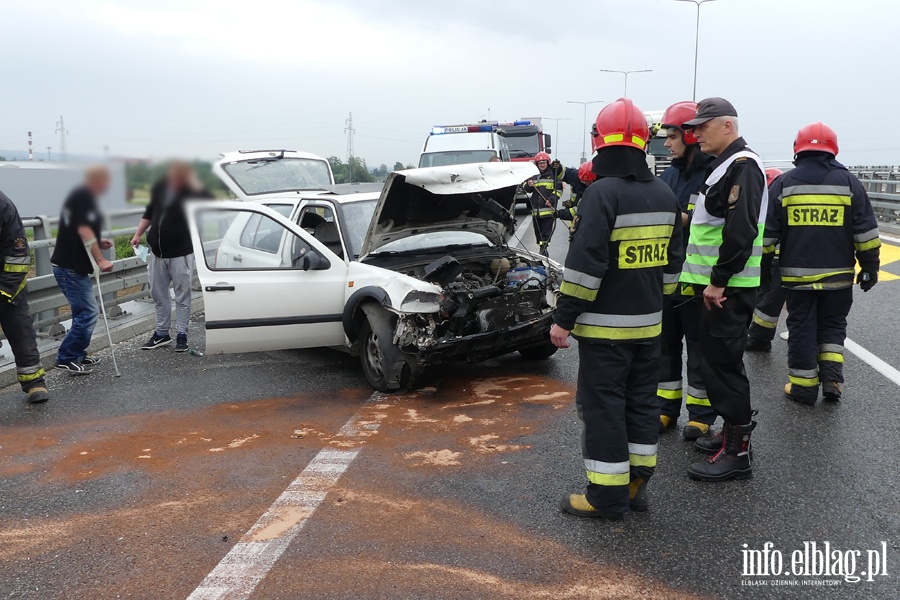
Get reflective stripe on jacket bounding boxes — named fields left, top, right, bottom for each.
left=554, top=176, right=684, bottom=343
left=763, top=155, right=880, bottom=290
left=681, top=148, right=768, bottom=288
left=0, top=191, right=31, bottom=302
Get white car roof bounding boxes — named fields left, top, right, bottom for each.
left=257, top=189, right=381, bottom=208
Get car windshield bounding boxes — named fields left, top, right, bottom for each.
left=418, top=151, right=497, bottom=168
left=222, top=158, right=332, bottom=195
left=339, top=200, right=377, bottom=258
left=648, top=137, right=669, bottom=157
left=503, top=134, right=540, bottom=159
left=372, top=231, right=494, bottom=254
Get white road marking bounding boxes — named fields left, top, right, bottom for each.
left=845, top=338, right=900, bottom=387
left=512, top=216, right=532, bottom=249
left=878, top=233, right=900, bottom=245
left=187, top=394, right=384, bottom=600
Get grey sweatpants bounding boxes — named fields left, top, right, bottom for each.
left=148, top=253, right=194, bottom=337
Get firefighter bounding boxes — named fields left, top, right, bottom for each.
left=656, top=101, right=716, bottom=439
left=523, top=151, right=563, bottom=256
left=746, top=168, right=787, bottom=351
left=679, top=98, right=767, bottom=482
left=555, top=161, right=597, bottom=238
left=551, top=98, right=684, bottom=519
left=0, top=190, right=48, bottom=403
left=763, top=123, right=880, bottom=404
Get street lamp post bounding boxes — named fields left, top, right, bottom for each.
left=567, top=101, right=603, bottom=163
left=598, top=69, right=653, bottom=97
left=543, top=117, right=571, bottom=159
left=675, top=0, right=718, bottom=101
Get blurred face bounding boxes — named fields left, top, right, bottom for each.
left=664, top=128, right=687, bottom=160
left=167, top=162, right=192, bottom=189
left=85, top=167, right=110, bottom=196
left=693, top=118, right=732, bottom=156
left=536, top=160, right=548, bottom=171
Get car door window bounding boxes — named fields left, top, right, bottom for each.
left=195, top=208, right=320, bottom=270
left=299, top=205, right=344, bottom=259
left=240, top=212, right=283, bottom=254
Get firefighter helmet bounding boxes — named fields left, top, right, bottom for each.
left=534, top=152, right=551, bottom=164
left=591, top=98, right=650, bottom=152
left=661, top=101, right=699, bottom=146
left=793, top=122, right=839, bottom=156
left=765, top=168, right=783, bottom=187
left=577, top=161, right=597, bottom=183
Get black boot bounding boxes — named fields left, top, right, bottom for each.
left=822, top=381, right=842, bottom=402
left=688, top=420, right=756, bottom=482
left=694, top=429, right=724, bottom=455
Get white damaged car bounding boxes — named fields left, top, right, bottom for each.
left=187, top=161, right=561, bottom=391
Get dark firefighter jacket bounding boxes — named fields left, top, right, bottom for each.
left=763, top=152, right=880, bottom=290
left=557, top=166, right=588, bottom=222
left=0, top=191, right=32, bottom=303
left=660, top=148, right=715, bottom=218
left=660, top=148, right=714, bottom=296
left=553, top=148, right=684, bottom=343
left=526, top=165, right=563, bottom=218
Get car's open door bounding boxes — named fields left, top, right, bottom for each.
left=186, top=201, right=348, bottom=354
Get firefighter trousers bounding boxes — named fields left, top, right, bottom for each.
left=785, top=288, right=851, bottom=403
left=658, top=294, right=715, bottom=424
left=530, top=194, right=557, bottom=251
left=698, top=287, right=756, bottom=425
left=0, top=292, right=46, bottom=392
left=749, top=260, right=786, bottom=343
left=577, top=340, right=659, bottom=515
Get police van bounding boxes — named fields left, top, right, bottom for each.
left=418, top=123, right=513, bottom=168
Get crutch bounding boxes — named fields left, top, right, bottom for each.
left=89, top=254, right=122, bottom=377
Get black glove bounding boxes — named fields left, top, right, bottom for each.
left=550, top=159, right=561, bottom=171
left=857, top=268, right=878, bottom=292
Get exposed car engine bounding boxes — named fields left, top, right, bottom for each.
left=390, top=254, right=558, bottom=350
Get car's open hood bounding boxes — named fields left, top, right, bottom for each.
left=359, top=162, right=539, bottom=256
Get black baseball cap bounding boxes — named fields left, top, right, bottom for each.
left=683, top=97, right=738, bottom=127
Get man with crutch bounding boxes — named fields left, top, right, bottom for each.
left=52, top=166, right=114, bottom=375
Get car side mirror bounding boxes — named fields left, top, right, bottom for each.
left=296, top=250, right=330, bottom=271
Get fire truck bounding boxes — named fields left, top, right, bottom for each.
left=644, top=110, right=672, bottom=176
left=418, top=119, right=551, bottom=168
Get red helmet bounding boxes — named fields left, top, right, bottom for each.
left=591, top=98, right=650, bottom=153
left=577, top=161, right=597, bottom=183
left=794, top=122, right=839, bottom=156
left=661, top=101, right=699, bottom=145
left=534, top=152, right=551, bottom=164
left=765, top=168, right=783, bottom=187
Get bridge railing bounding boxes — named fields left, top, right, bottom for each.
left=849, top=167, right=900, bottom=226
left=3, top=207, right=149, bottom=341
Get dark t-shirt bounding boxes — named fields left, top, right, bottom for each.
left=51, top=186, right=103, bottom=275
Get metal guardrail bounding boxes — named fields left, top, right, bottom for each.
left=849, top=167, right=900, bottom=226
left=1, top=207, right=149, bottom=340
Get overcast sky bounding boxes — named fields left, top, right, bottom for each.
left=3, top=0, right=898, bottom=169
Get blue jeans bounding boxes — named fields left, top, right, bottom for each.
left=53, top=267, right=99, bottom=364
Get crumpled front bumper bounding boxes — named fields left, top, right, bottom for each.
left=416, top=310, right=555, bottom=367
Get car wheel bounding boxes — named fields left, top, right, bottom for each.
left=518, top=341, right=559, bottom=360
left=358, top=305, right=416, bottom=392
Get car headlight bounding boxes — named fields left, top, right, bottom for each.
left=399, top=290, right=442, bottom=313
